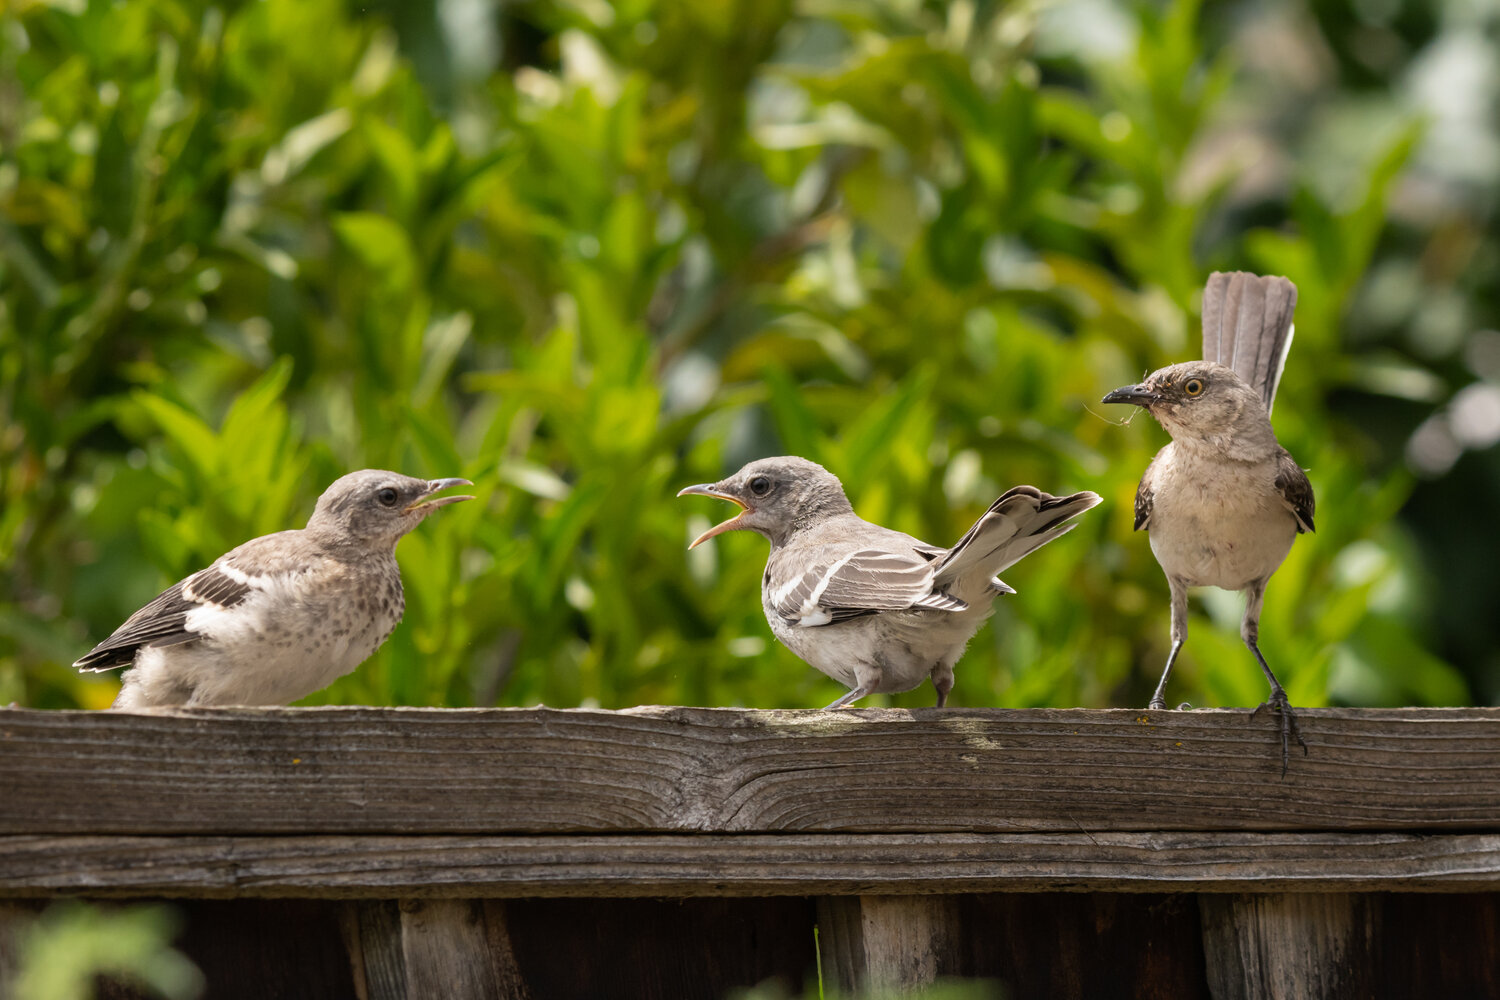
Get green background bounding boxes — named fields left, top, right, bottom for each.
left=3, top=0, right=1496, bottom=715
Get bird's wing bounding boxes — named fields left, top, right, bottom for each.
left=1134, top=452, right=1162, bottom=531
left=1273, top=449, right=1316, bottom=533
left=73, top=531, right=312, bottom=671
left=767, top=540, right=957, bottom=628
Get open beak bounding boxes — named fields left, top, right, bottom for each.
left=677, top=484, right=751, bottom=549
left=405, top=477, right=475, bottom=513
left=1101, top=384, right=1161, bottom=407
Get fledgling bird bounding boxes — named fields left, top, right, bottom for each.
left=679, top=457, right=1100, bottom=708
left=1102, top=271, right=1315, bottom=772
left=75, top=470, right=473, bottom=708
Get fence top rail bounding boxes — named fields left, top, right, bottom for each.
left=4, top=705, right=1500, bottom=837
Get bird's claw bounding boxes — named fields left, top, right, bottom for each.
left=1251, top=690, right=1308, bottom=777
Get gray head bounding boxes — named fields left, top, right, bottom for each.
left=1102, top=362, right=1275, bottom=450
left=677, top=456, right=855, bottom=549
left=306, top=470, right=474, bottom=551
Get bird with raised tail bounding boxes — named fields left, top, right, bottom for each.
left=75, top=470, right=474, bottom=708
left=679, top=456, right=1101, bottom=708
left=1103, top=271, right=1315, bottom=773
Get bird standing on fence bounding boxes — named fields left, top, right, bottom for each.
left=1102, top=271, right=1315, bottom=773
left=75, top=470, right=473, bottom=708
left=678, top=457, right=1100, bottom=708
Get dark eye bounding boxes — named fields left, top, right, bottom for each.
left=1183, top=378, right=1204, bottom=396
left=748, top=475, right=772, bottom=497
left=377, top=487, right=399, bottom=506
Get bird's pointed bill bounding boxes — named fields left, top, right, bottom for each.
left=676, top=484, right=750, bottom=549
left=1101, top=384, right=1161, bottom=407
left=405, top=478, right=475, bottom=512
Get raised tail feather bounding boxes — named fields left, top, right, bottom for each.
left=1201, top=271, right=1298, bottom=412
left=931, top=486, right=1102, bottom=602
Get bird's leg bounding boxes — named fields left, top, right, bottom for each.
left=824, top=663, right=882, bottom=710
left=1241, top=580, right=1308, bottom=776
left=823, top=681, right=878, bottom=710
left=930, top=662, right=955, bottom=708
left=1148, top=577, right=1189, bottom=710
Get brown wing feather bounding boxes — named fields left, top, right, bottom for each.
left=1134, top=452, right=1162, bottom=532
left=1273, top=449, right=1316, bottom=533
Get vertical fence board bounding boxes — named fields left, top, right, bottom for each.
left=1200, top=894, right=1376, bottom=1000
left=816, top=896, right=963, bottom=993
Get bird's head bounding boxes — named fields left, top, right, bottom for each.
left=1102, top=362, right=1269, bottom=445
left=309, top=470, right=474, bottom=550
left=677, top=456, right=854, bottom=549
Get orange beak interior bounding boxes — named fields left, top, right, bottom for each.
left=676, top=485, right=751, bottom=549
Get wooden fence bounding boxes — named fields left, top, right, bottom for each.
left=3, top=706, right=1500, bottom=998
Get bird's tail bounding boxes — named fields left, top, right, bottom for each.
left=1201, top=271, right=1298, bottom=413
left=931, top=486, right=1102, bottom=601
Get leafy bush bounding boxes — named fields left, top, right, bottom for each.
left=2, top=0, right=1492, bottom=711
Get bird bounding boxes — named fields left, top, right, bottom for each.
left=678, top=456, right=1100, bottom=708
left=74, top=470, right=474, bottom=708
left=1102, top=271, right=1315, bottom=773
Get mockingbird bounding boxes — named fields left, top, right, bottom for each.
left=679, top=456, right=1100, bottom=708
left=75, top=470, right=473, bottom=708
left=1103, top=271, right=1315, bottom=771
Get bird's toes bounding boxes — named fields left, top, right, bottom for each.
left=1175, top=701, right=1193, bottom=711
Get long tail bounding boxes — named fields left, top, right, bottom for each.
left=1201, top=271, right=1298, bottom=412
left=931, top=486, right=1102, bottom=602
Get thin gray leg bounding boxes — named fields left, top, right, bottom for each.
left=1242, top=579, right=1308, bottom=776
left=930, top=662, right=954, bottom=708
left=1148, top=577, right=1190, bottom=710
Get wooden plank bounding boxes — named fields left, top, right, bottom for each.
left=816, top=895, right=962, bottom=991
left=395, top=900, right=513, bottom=1000
left=1199, top=893, right=1500, bottom=1000
left=5, top=706, right=1500, bottom=836
left=1200, top=894, right=1376, bottom=1000
left=6, top=832, right=1500, bottom=898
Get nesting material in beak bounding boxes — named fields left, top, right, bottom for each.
left=677, top=484, right=751, bottom=549
left=405, top=478, right=475, bottom=513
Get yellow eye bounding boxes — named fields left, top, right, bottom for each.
left=1184, top=378, right=1204, bottom=396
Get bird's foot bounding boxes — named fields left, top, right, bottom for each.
left=1250, top=689, right=1308, bottom=777
left=1176, top=702, right=1193, bottom=710
left=1148, top=697, right=1168, bottom=710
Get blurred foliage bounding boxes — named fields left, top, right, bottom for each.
left=3, top=903, right=202, bottom=1000
left=1, top=0, right=1495, bottom=712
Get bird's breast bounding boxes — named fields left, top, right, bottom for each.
left=1147, top=452, right=1297, bottom=589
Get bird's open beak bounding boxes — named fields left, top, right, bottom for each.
left=677, top=484, right=751, bottom=549
left=406, top=478, right=475, bottom=513
left=1101, top=384, right=1161, bottom=407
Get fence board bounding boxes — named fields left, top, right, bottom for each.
left=4, top=832, right=1500, bottom=898
left=5, top=706, right=1500, bottom=836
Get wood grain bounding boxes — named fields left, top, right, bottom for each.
left=4, top=832, right=1500, bottom=898
left=1200, top=893, right=1377, bottom=1000
left=6, top=706, right=1500, bottom=835
left=816, top=895, right=962, bottom=992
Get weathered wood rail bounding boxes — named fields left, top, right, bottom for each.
left=3, top=706, right=1500, bottom=998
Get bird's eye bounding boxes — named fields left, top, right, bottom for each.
left=377, top=487, right=399, bottom=506
left=1184, top=378, right=1204, bottom=396
left=748, top=475, right=772, bottom=497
